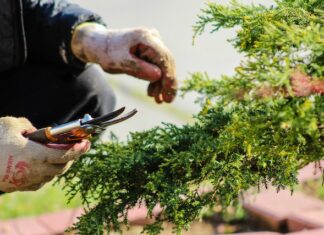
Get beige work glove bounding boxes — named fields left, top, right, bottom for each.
left=0, top=117, right=90, bottom=193
left=71, top=23, right=177, bottom=103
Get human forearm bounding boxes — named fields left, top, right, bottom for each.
left=23, top=0, right=105, bottom=67
left=71, top=23, right=107, bottom=64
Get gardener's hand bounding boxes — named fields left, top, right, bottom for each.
left=71, top=23, right=177, bottom=103
left=0, top=117, right=90, bottom=193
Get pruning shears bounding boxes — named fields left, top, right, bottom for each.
left=26, top=107, right=137, bottom=144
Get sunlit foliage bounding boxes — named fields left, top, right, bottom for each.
left=61, top=1, right=323, bottom=234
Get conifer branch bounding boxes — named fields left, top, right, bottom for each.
left=60, top=1, right=324, bottom=234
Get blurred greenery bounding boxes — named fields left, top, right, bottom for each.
left=222, top=205, right=246, bottom=223
left=0, top=181, right=82, bottom=220
left=300, top=179, right=324, bottom=200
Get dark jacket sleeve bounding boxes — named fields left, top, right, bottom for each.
left=23, top=0, right=106, bottom=68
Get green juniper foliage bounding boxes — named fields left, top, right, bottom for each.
left=61, top=0, right=323, bottom=234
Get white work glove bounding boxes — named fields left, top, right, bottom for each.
left=71, top=23, right=177, bottom=103
left=0, top=117, right=90, bottom=193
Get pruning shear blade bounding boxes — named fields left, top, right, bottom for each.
left=97, top=109, right=138, bottom=127
left=26, top=107, right=137, bottom=144
left=82, top=107, right=126, bottom=126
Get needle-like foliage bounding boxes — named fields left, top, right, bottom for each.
left=60, top=1, right=323, bottom=234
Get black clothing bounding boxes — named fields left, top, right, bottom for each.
left=0, top=64, right=116, bottom=128
left=0, top=64, right=116, bottom=196
left=0, top=0, right=115, bottom=127
left=0, top=0, right=26, bottom=72
left=0, top=0, right=105, bottom=73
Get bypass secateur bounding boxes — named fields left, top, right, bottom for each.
left=26, top=107, right=137, bottom=144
